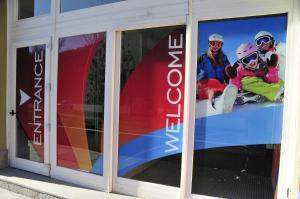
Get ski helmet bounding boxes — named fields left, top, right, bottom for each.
left=236, top=43, right=258, bottom=60
left=209, top=34, right=223, bottom=42
left=255, top=31, right=274, bottom=46
left=255, top=31, right=273, bottom=41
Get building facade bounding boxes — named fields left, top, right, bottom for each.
left=1, top=0, right=300, bottom=199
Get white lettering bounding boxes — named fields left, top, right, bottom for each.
left=165, top=133, right=179, bottom=153
left=35, top=51, right=44, bottom=62
left=167, top=68, right=182, bottom=87
left=33, top=50, right=44, bottom=146
left=34, top=77, right=42, bottom=88
left=168, top=34, right=183, bottom=49
left=166, top=118, right=181, bottom=133
left=165, top=33, right=184, bottom=153
left=167, top=88, right=181, bottom=105
left=168, top=51, right=182, bottom=68
left=34, top=63, right=43, bottom=77
left=167, top=104, right=181, bottom=118
left=34, top=134, right=42, bottom=145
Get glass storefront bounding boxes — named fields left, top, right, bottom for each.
left=10, top=0, right=300, bottom=198
left=57, top=32, right=106, bottom=175
left=18, top=0, right=51, bottom=19
left=192, top=15, right=287, bottom=198
left=118, top=26, right=185, bottom=186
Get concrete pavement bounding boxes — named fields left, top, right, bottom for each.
left=0, top=187, right=30, bottom=199
left=0, top=168, right=140, bottom=199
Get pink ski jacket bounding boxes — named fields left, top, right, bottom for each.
left=230, top=64, right=279, bottom=89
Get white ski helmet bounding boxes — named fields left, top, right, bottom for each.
left=236, top=43, right=258, bottom=60
left=255, top=31, right=273, bottom=41
left=255, top=31, right=274, bottom=45
left=209, top=33, right=223, bottom=42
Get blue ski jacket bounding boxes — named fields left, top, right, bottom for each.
left=197, top=52, right=230, bottom=83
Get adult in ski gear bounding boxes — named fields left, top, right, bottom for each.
left=229, top=43, right=283, bottom=102
left=197, top=33, right=231, bottom=100
left=197, top=33, right=237, bottom=113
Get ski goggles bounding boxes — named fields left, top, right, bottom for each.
left=209, top=41, right=222, bottom=47
left=241, top=52, right=258, bottom=65
left=255, top=36, right=272, bottom=46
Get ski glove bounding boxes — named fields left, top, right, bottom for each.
left=258, top=63, right=269, bottom=75
left=266, top=54, right=278, bottom=67
left=225, top=62, right=239, bottom=78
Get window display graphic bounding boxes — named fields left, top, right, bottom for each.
left=57, top=28, right=186, bottom=179
left=195, top=15, right=286, bottom=149
left=16, top=45, right=46, bottom=162
left=117, top=27, right=186, bottom=182
left=57, top=32, right=106, bottom=174
left=193, top=15, right=287, bottom=198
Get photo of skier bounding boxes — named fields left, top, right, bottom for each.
left=227, top=30, right=286, bottom=105
left=196, top=15, right=287, bottom=118
left=255, top=30, right=286, bottom=81
left=196, top=33, right=238, bottom=114
left=227, top=43, right=284, bottom=104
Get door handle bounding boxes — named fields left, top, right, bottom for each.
left=9, top=109, right=16, bottom=116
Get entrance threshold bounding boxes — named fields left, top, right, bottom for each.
left=0, top=168, right=139, bottom=199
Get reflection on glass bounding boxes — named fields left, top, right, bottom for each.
left=118, top=26, right=186, bottom=187
left=60, top=0, right=124, bottom=13
left=57, top=32, right=106, bottom=175
left=18, top=0, right=51, bottom=19
left=193, top=15, right=287, bottom=198
left=16, top=45, right=46, bottom=162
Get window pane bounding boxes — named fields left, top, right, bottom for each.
left=60, top=0, right=124, bottom=13
left=193, top=15, right=287, bottom=198
left=118, top=26, right=185, bottom=187
left=57, top=32, right=106, bottom=175
left=18, top=0, right=51, bottom=19
left=16, top=45, right=46, bottom=162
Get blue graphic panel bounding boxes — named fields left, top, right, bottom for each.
left=92, top=104, right=283, bottom=176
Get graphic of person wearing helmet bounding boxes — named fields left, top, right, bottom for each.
left=255, top=30, right=286, bottom=81
left=255, top=31, right=278, bottom=64
left=255, top=31, right=281, bottom=79
left=197, top=33, right=238, bottom=113
left=226, top=43, right=284, bottom=104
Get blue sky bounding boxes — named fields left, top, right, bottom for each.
left=198, top=15, right=287, bottom=64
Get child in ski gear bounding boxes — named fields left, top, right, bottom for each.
left=255, top=31, right=281, bottom=79
left=228, top=43, right=283, bottom=102
left=255, top=31, right=278, bottom=65
left=197, top=33, right=238, bottom=112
